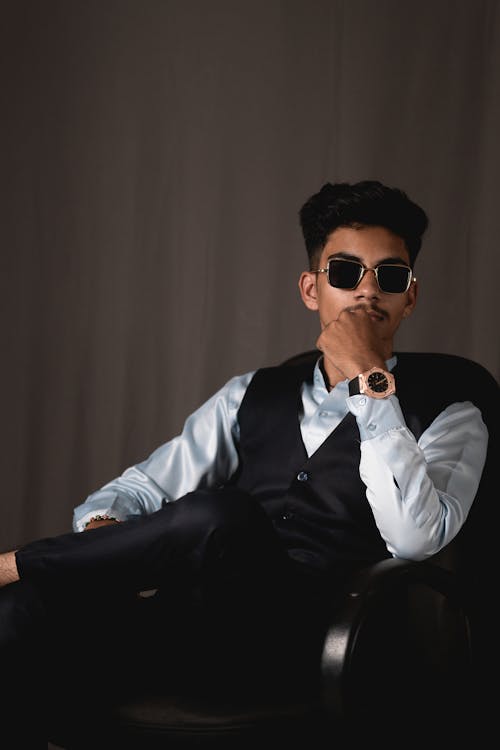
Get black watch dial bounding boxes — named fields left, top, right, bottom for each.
left=367, top=371, right=389, bottom=393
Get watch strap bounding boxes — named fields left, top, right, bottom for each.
left=348, top=375, right=361, bottom=397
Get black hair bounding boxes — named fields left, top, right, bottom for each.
left=299, top=180, right=429, bottom=269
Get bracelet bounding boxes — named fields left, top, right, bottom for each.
left=84, top=515, right=119, bottom=528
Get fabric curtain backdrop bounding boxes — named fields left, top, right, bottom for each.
left=1, top=0, right=499, bottom=549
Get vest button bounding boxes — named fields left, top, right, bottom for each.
left=297, top=471, right=309, bottom=482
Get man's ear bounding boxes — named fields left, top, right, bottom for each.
left=402, top=278, right=418, bottom=318
left=298, top=271, right=319, bottom=311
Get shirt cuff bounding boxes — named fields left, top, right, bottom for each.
left=346, top=393, right=406, bottom=440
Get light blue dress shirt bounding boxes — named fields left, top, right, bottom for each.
left=73, top=356, right=488, bottom=562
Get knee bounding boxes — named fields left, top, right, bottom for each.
left=177, top=488, right=267, bottom=536
left=143, top=489, right=282, bottom=578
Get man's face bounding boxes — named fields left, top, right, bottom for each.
left=299, top=225, right=418, bottom=348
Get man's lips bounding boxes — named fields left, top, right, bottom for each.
left=366, top=309, right=385, bottom=322
left=346, top=304, right=387, bottom=321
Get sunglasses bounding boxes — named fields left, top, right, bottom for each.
left=315, top=257, right=414, bottom=294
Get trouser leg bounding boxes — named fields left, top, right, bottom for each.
left=9, top=490, right=299, bottom=701
left=0, top=576, right=181, bottom=747
left=15, top=489, right=286, bottom=598
left=0, top=579, right=50, bottom=748
left=4, top=489, right=330, bottom=738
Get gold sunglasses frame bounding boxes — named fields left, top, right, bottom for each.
left=314, top=257, right=415, bottom=294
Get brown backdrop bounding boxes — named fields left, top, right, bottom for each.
left=1, top=0, right=499, bottom=549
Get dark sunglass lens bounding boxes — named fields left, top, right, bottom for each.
left=377, top=265, right=410, bottom=293
left=328, top=260, right=361, bottom=289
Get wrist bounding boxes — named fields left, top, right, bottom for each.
left=348, top=367, right=396, bottom=399
left=344, top=359, right=386, bottom=381
left=84, top=515, right=120, bottom=530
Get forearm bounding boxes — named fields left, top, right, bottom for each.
left=83, top=517, right=121, bottom=531
left=72, top=373, right=252, bottom=532
left=350, top=397, right=488, bottom=560
left=72, top=480, right=159, bottom=532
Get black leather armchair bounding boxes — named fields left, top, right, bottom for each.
left=47, top=556, right=474, bottom=748
left=48, top=352, right=498, bottom=749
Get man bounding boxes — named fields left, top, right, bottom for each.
left=0, top=180, right=490, bottom=745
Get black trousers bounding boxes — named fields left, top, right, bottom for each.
left=1, top=489, right=334, bottom=746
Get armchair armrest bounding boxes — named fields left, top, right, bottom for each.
left=320, top=557, right=471, bottom=721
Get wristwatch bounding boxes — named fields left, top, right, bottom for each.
left=348, top=367, right=396, bottom=399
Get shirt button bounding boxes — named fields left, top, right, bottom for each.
left=319, top=411, right=329, bottom=417
left=359, top=397, right=367, bottom=406
left=367, top=423, right=377, bottom=431
left=297, top=470, right=309, bottom=482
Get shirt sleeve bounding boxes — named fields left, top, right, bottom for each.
left=346, top=394, right=489, bottom=560
left=72, top=372, right=255, bottom=532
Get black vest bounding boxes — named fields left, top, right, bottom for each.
left=229, top=351, right=495, bottom=571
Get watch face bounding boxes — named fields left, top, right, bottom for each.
left=366, top=370, right=389, bottom=393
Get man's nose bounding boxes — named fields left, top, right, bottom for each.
left=355, top=268, right=380, bottom=297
